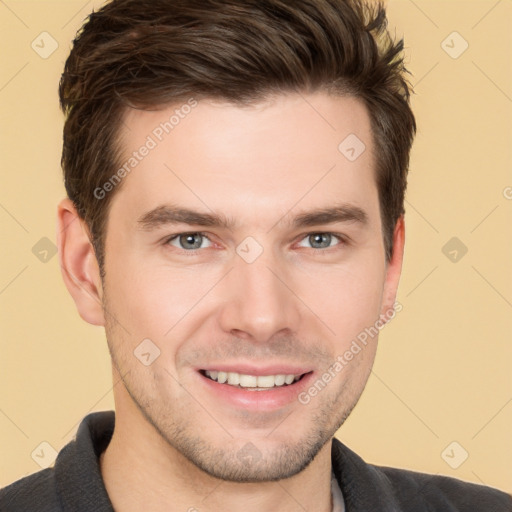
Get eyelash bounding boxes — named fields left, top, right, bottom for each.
left=163, top=231, right=348, bottom=254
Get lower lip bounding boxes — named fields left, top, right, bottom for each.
left=198, top=371, right=315, bottom=411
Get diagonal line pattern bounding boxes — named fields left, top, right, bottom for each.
left=164, top=268, right=234, bottom=336
left=59, top=215, right=78, bottom=235
left=470, top=205, right=499, bottom=233
left=472, top=397, right=512, bottom=439
left=164, top=164, right=215, bottom=213
left=407, top=0, right=439, bottom=28
left=0, top=408, right=29, bottom=438
left=472, top=0, right=502, bottom=29
left=372, top=371, right=439, bottom=438
left=413, top=62, right=439, bottom=89
left=406, top=265, right=438, bottom=297
left=0, top=0, right=29, bottom=28
left=0, top=202, right=29, bottom=233
left=405, top=199, right=439, bottom=233
left=200, top=480, right=225, bottom=503
left=162, top=366, right=234, bottom=438
left=471, top=470, right=486, bottom=485
left=0, top=62, right=29, bottom=93
left=61, top=370, right=130, bottom=439
left=297, top=91, right=336, bottom=131
left=276, top=481, right=308, bottom=511
left=472, top=61, right=512, bottom=103
left=61, top=0, right=93, bottom=29
left=267, top=164, right=337, bottom=234
left=265, top=266, right=336, bottom=336
left=264, top=410, right=295, bottom=438
left=0, top=265, right=29, bottom=296
left=60, top=264, right=132, bottom=336
left=471, top=265, right=512, bottom=308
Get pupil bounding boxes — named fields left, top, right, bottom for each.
left=182, top=234, right=201, bottom=249
left=311, top=233, right=330, bottom=248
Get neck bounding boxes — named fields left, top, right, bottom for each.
left=99, top=381, right=334, bottom=512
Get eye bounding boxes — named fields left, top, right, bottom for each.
left=166, top=232, right=212, bottom=251
left=297, top=233, right=345, bottom=250
left=163, top=231, right=346, bottom=254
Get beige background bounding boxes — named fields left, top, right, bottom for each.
left=1, top=0, right=511, bottom=494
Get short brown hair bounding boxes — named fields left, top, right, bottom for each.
left=59, top=0, right=416, bottom=274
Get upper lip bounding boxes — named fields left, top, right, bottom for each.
left=198, top=364, right=312, bottom=376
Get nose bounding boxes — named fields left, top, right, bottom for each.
left=217, top=248, right=302, bottom=343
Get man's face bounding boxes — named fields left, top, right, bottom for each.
left=100, top=92, right=400, bottom=482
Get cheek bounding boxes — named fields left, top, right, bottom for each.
left=296, top=255, right=385, bottom=342
left=104, top=256, right=225, bottom=339
left=105, top=233, right=386, bottom=346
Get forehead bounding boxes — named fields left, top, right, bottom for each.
left=108, top=92, right=378, bottom=229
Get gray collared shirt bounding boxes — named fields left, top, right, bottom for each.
left=1, top=410, right=510, bottom=511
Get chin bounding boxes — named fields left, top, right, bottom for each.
left=168, top=427, right=333, bottom=483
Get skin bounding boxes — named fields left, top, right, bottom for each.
left=57, top=92, right=405, bottom=512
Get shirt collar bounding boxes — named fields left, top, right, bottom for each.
left=54, top=411, right=400, bottom=512
left=331, top=436, right=401, bottom=511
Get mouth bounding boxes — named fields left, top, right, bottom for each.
left=197, top=366, right=315, bottom=410
left=200, top=369, right=309, bottom=391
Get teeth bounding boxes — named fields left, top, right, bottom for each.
left=204, top=370, right=302, bottom=388
left=227, top=372, right=240, bottom=385
left=274, top=374, right=286, bottom=386
left=239, top=374, right=257, bottom=387
left=257, top=375, right=275, bottom=388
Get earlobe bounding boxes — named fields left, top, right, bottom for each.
left=56, top=198, right=105, bottom=326
left=381, top=215, right=405, bottom=316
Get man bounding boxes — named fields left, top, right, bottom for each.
left=1, top=0, right=510, bottom=510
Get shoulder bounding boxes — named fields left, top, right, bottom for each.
left=374, top=463, right=512, bottom=511
left=331, top=437, right=512, bottom=511
left=0, top=467, right=60, bottom=511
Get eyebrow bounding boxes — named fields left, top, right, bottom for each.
left=136, top=203, right=368, bottom=232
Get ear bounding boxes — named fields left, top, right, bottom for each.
left=380, top=215, right=405, bottom=316
left=56, top=198, right=105, bottom=326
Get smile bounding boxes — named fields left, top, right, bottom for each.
left=201, top=370, right=307, bottom=390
